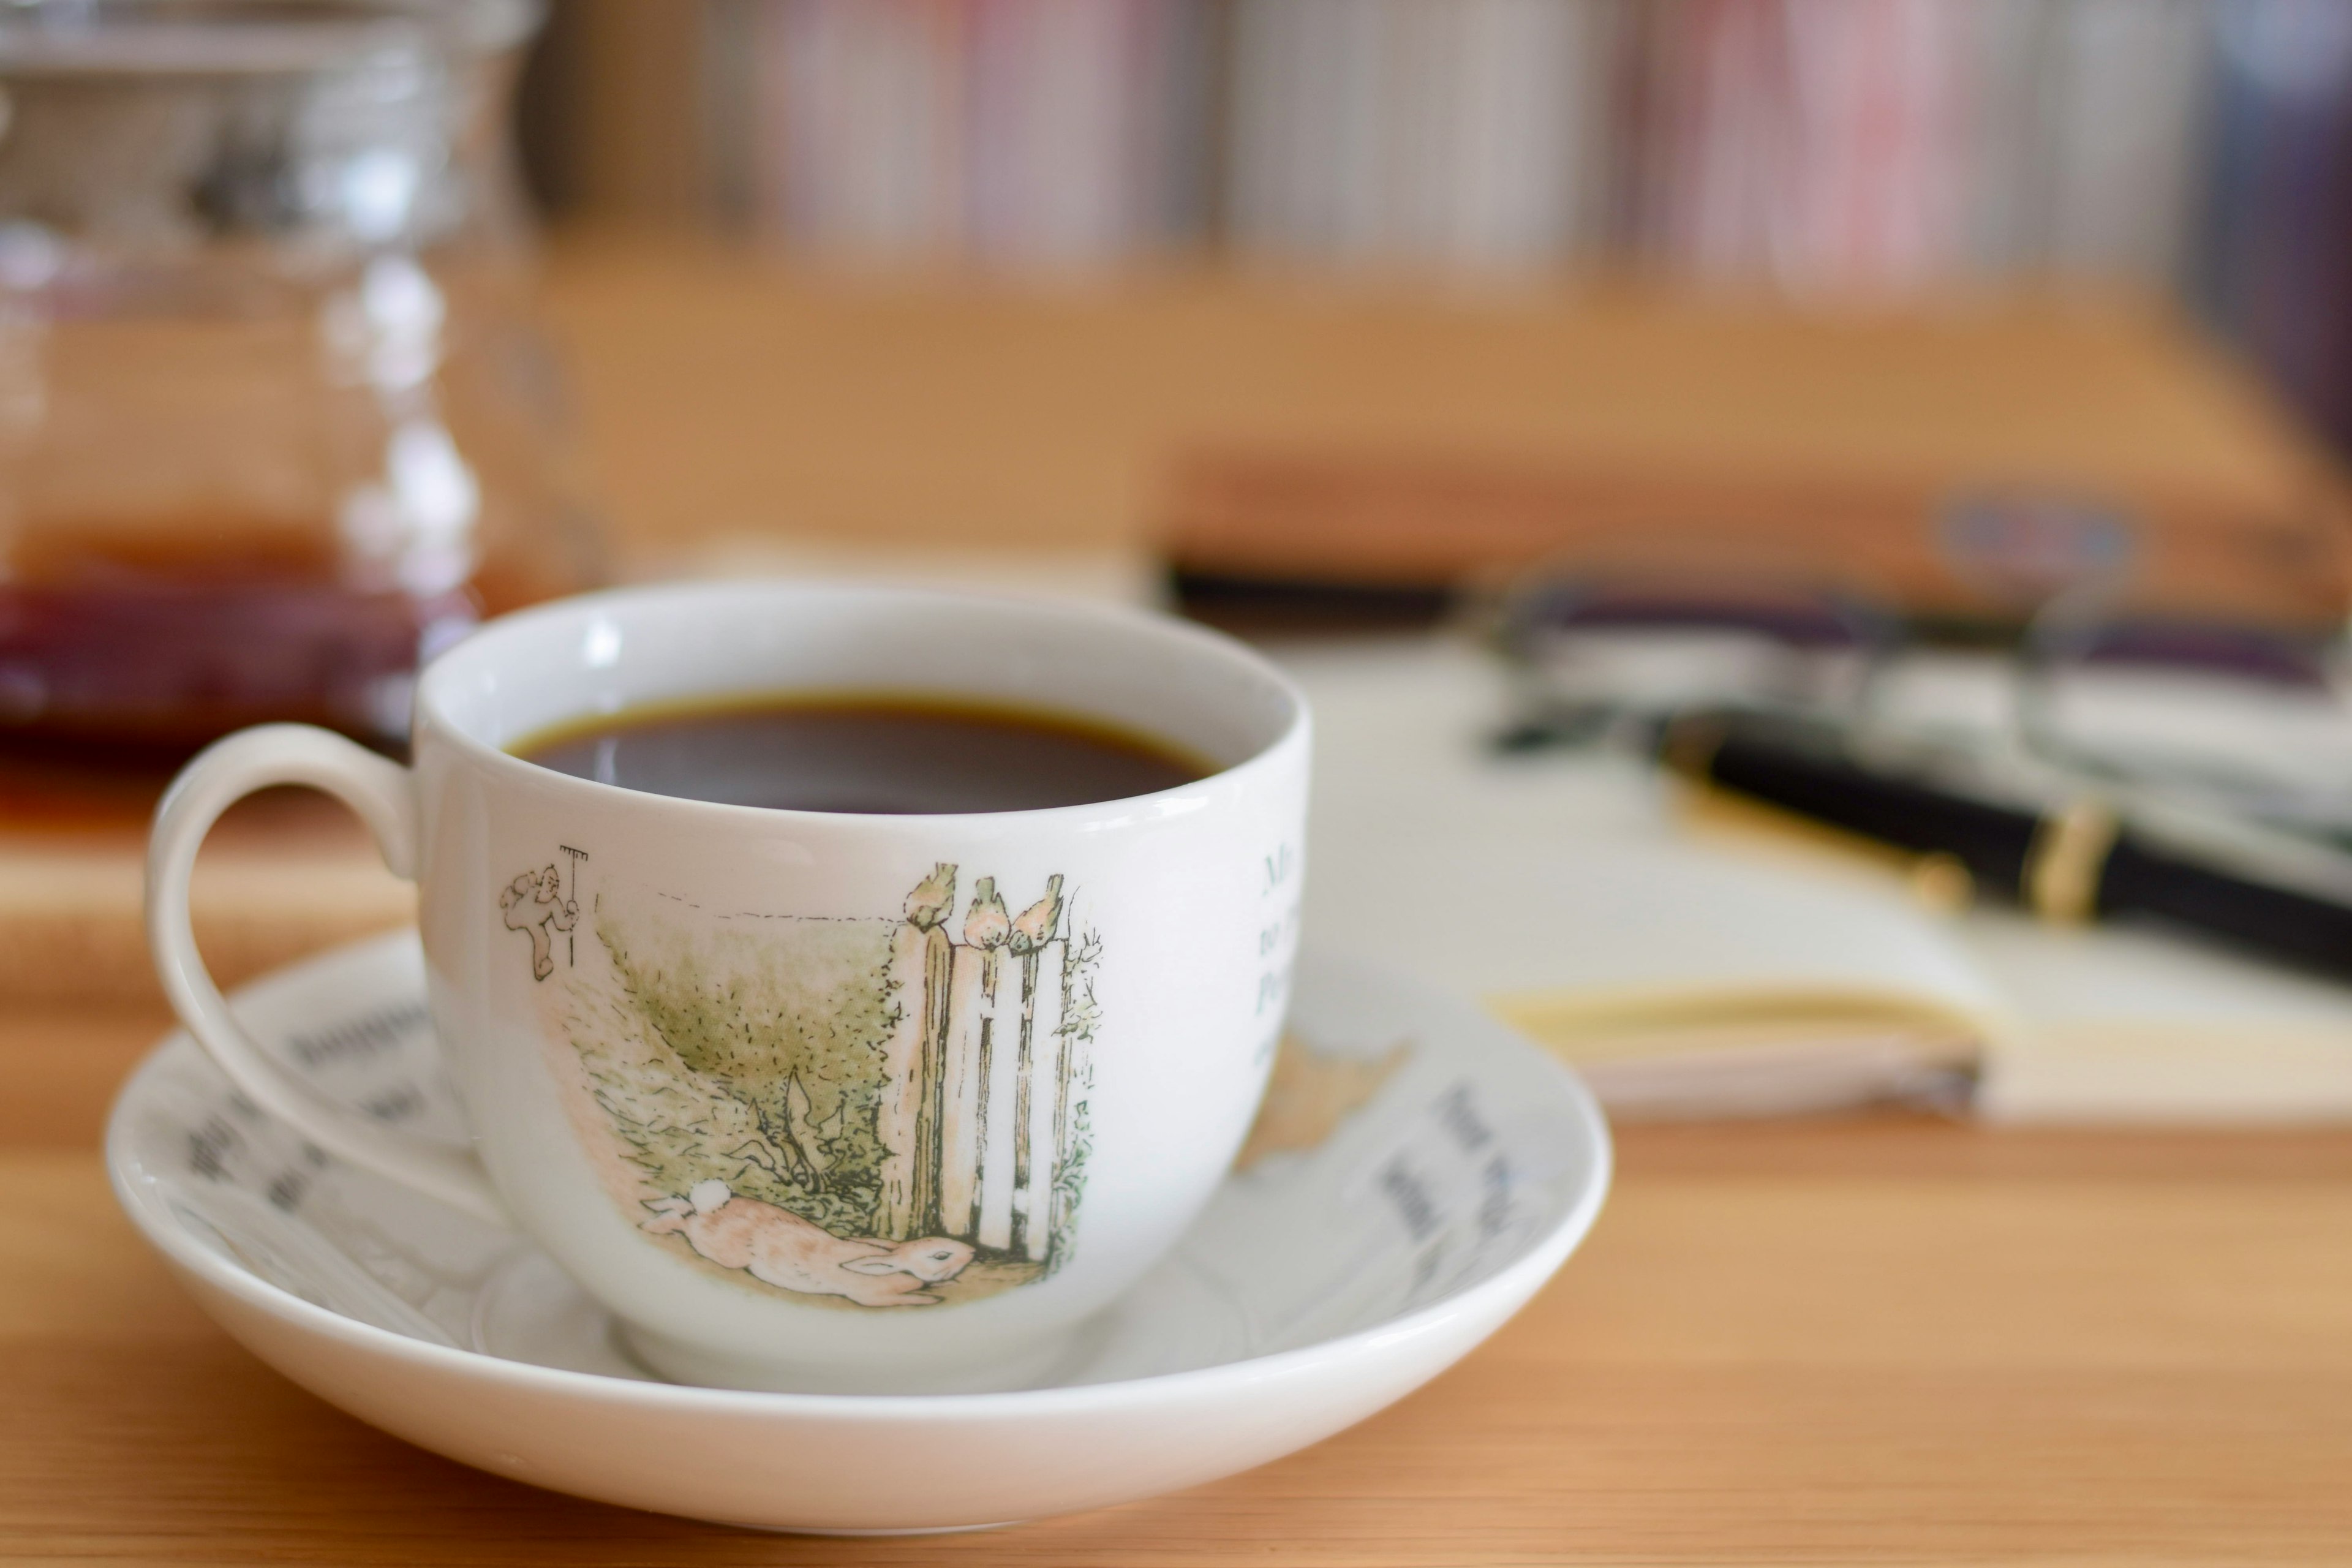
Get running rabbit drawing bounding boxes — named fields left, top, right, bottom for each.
left=645, top=1180, right=975, bottom=1307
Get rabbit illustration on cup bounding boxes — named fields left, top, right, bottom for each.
left=552, top=864, right=1097, bottom=1311
left=644, top=1180, right=976, bottom=1308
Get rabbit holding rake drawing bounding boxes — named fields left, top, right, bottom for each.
left=644, top=1180, right=976, bottom=1308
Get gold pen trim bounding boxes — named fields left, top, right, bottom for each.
left=2024, top=799, right=2119, bottom=924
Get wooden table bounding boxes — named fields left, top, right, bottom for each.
left=7, top=1006, right=2350, bottom=1564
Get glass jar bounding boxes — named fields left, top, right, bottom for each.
left=0, top=0, right=598, bottom=757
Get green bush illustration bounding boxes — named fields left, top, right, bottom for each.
left=583, top=902, right=902, bottom=1237
left=1046, top=923, right=1102, bottom=1274
left=554, top=878, right=1100, bottom=1281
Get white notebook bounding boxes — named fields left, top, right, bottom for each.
left=1283, top=636, right=2352, bottom=1124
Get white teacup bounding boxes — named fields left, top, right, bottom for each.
left=146, top=582, right=1309, bottom=1392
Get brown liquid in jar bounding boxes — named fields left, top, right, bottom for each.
left=0, top=517, right=564, bottom=758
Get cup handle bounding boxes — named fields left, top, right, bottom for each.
left=146, top=724, right=513, bottom=1229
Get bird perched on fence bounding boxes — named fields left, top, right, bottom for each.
left=963, top=876, right=1010, bottom=948
left=1008, top=874, right=1064, bottom=956
left=903, top=862, right=957, bottom=930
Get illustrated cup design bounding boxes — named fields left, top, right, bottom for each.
left=145, top=583, right=1308, bottom=1392
left=521, top=856, right=1096, bottom=1308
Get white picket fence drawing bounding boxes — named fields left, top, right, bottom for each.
left=873, top=869, right=1075, bottom=1261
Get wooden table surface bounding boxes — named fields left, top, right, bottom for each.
left=8, top=1006, right=2351, bottom=1565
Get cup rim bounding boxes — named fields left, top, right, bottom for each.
left=412, top=579, right=1311, bottom=828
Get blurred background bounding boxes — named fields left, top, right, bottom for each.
left=9, top=0, right=2352, bottom=1129
left=486, top=0, right=2352, bottom=657
left=524, top=0, right=2352, bottom=445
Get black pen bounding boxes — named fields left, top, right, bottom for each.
left=1657, top=711, right=2352, bottom=981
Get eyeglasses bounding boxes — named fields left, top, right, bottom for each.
left=2018, top=594, right=2352, bottom=843
left=1482, top=564, right=1898, bottom=750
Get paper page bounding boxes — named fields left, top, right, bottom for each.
left=1967, top=911, right=2352, bottom=1122
left=1281, top=636, right=2006, bottom=1055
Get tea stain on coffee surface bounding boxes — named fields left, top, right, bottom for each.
left=516, top=856, right=1095, bottom=1311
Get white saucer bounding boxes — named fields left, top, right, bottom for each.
left=107, top=931, right=1611, bottom=1534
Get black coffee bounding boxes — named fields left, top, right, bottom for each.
left=515, top=695, right=1211, bottom=813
